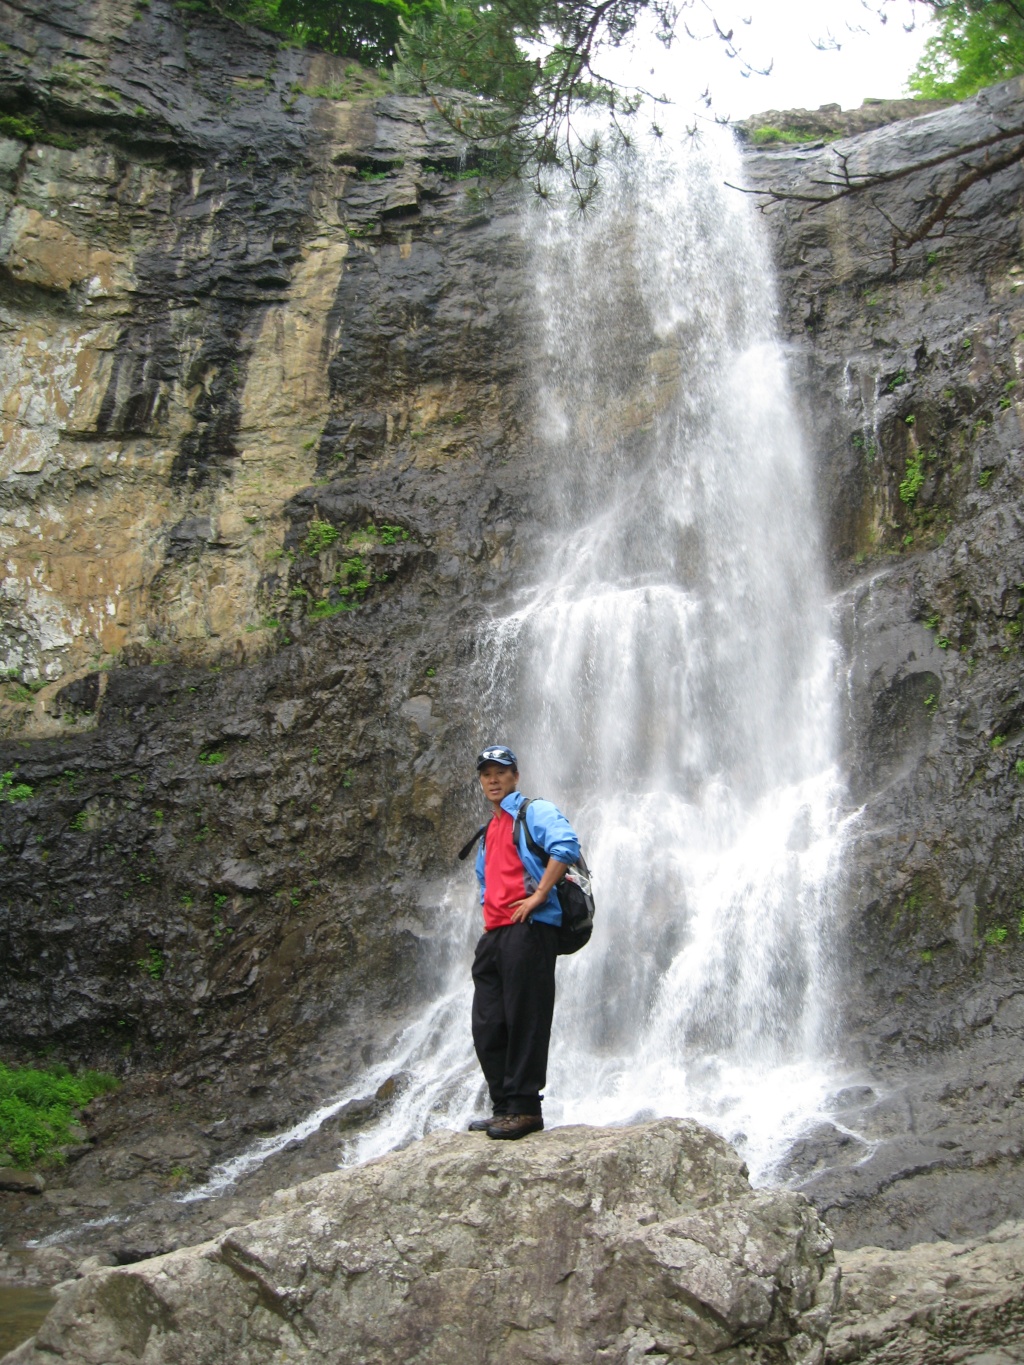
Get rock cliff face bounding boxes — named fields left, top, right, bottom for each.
left=4, top=1120, right=840, bottom=1365
left=744, top=79, right=1024, bottom=1249
left=0, top=0, right=540, bottom=1106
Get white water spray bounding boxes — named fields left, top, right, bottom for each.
left=188, top=123, right=849, bottom=1204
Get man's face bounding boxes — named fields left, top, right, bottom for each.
left=479, top=762, right=518, bottom=804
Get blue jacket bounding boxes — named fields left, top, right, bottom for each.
left=475, top=790, right=581, bottom=927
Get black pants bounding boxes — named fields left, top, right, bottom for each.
left=471, top=922, right=558, bottom=1117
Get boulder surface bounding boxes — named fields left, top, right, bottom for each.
left=3, top=1119, right=838, bottom=1365
left=830, top=1220, right=1024, bottom=1364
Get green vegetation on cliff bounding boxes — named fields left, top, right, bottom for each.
left=183, top=0, right=440, bottom=66
left=909, top=0, right=1024, bottom=99
left=0, top=1064, right=117, bottom=1167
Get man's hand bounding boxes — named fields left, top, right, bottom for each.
left=509, top=858, right=569, bottom=923
left=509, top=893, right=544, bottom=923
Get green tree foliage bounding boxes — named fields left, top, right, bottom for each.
left=397, top=0, right=679, bottom=204
left=909, top=0, right=1024, bottom=99
left=189, top=0, right=440, bottom=66
left=276, top=0, right=440, bottom=65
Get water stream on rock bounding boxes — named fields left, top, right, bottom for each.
left=187, top=124, right=850, bottom=1202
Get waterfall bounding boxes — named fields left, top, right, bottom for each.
left=185, top=124, right=848, bottom=1203
left=477, top=127, right=847, bottom=1178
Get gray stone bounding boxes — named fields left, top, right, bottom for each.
left=5, top=1120, right=838, bottom=1365
left=0, top=1170, right=45, bottom=1195
left=829, top=1220, right=1024, bottom=1364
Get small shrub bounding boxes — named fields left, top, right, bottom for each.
left=378, top=523, right=408, bottom=546
left=137, top=946, right=164, bottom=980
left=308, top=598, right=350, bottom=619
left=336, top=554, right=371, bottom=599
left=0, top=771, right=33, bottom=803
left=69, top=810, right=88, bottom=831
left=303, top=519, right=339, bottom=555
left=984, top=925, right=1008, bottom=946
left=0, top=1064, right=118, bottom=1167
left=0, top=111, right=39, bottom=141
left=198, top=750, right=225, bottom=765
left=750, top=126, right=823, bottom=145
left=899, top=453, right=926, bottom=505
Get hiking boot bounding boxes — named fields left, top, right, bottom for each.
left=486, top=1114, right=543, bottom=1140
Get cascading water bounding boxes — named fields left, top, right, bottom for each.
left=478, top=126, right=848, bottom=1178
left=186, top=123, right=849, bottom=1203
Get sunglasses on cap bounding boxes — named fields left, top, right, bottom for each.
left=476, top=746, right=518, bottom=770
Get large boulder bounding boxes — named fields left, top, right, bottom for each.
left=4, top=1119, right=838, bottom=1365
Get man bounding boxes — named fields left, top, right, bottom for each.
left=469, top=745, right=580, bottom=1140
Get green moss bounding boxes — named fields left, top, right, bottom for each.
left=0, top=111, right=38, bottom=141
left=0, top=112, right=77, bottom=149
left=750, top=125, right=829, bottom=146
left=0, top=1064, right=117, bottom=1167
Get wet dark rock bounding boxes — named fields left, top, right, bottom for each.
left=745, top=75, right=1024, bottom=1248
left=52, top=674, right=100, bottom=718
left=775, top=1123, right=869, bottom=1182
left=0, top=1172, right=44, bottom=1195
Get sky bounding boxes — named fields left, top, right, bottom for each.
left=617, top=0, right=936, bottom=121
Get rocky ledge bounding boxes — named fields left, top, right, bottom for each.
left=3, top=1119, right=838, bottom=1365
left=830, top=1220, right=1024, bottom=1364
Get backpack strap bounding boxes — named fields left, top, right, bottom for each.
left=457, top=823, right=488, bottom=861
left=513, top=797, right=550, bottom=866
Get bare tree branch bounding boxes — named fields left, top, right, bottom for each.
left=726, top=121, right=1024, bottom=264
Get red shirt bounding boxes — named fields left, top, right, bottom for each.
left=482, top=808, right=530, bottom=930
